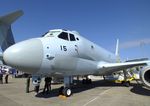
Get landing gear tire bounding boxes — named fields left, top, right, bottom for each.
left=63, top=87, right=72, bottom=97
left=59, top=86, right=72, bottom=97
left=125, top=81, right=130, bottom=87
left=122, top=81, right=130, bottom=87
left=82, top=79, right=86, bottom=84
left=88, top=79, right=92, bottom=84
left=121, top=81, right=125, bottom=84
left=82, top=79, right=92, bottom=84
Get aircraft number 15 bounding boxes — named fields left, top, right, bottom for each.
left=60, top=45, right=67, bottom=51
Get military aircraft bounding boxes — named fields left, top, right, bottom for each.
left=0, top=10, right=150, bottom=97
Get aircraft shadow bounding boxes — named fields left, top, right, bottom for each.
left=35, top=88, right=60, bottom=98
left=130, top=84, right=150, bottom=96
left=35, top=80, right=124, bottom=98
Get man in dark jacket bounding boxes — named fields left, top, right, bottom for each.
left=43, top=77, right=52, bottom=94
left=0, top=70, right=3, bottom=84
left=5, top=73, right=9, bottom=84
left=0, top=66, right=3, bottom=84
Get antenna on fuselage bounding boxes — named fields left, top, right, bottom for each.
left=115, top=39, right=119, bottom=56
left=115, top=39, right=120, bottom=62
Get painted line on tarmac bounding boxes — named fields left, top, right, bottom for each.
left=83, top=88, right=112, bottom=106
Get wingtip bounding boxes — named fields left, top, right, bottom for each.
left=0, top=10, right=24, bottom=25
left=16, top=10, right=24, bottom=16
left=10, top=10, right=24, bottom=17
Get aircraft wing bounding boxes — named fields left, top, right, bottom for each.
left=97, top=60, right=150, bottom=75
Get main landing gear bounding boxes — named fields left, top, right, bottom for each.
left=121, top=80, right=131, bottom=87
left=82, top=76, right=92, bottom=84
left=122, top=70, right=131, bottom=87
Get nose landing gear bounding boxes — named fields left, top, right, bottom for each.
left=59, top=87, right=72, bottom=97
left=59, top=76, right=72, bottom=97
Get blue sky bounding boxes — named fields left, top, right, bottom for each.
left=0, top=0, right=150, bottom=61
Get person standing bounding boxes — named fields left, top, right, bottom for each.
left=26, top=74, right=31, bottom=93
left=48, top=77, right=52, bottom=91
left=0, top=69, right=3, bottom=84
left=5, top=73, right=9, bottom=84
left=43, top=77, right=52, bottom=94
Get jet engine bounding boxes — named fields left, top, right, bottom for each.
left=140, top=66, right=150, bottom=88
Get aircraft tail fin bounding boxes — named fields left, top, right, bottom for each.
left=115, top=39, right=120, bottom=62
left=0, top=10, right=23, bottom=51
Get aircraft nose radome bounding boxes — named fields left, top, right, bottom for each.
left=3, top=39, right=43, bottom=74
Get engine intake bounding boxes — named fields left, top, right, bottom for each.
left=140, top=66, right=150, bottom=88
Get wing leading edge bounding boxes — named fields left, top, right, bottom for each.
left=97, top=60, right=150, bottom=75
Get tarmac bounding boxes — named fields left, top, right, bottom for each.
left=0, top=76, right=150, bottom=106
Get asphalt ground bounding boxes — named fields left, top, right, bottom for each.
left=0, top=76, right=150, bottom=106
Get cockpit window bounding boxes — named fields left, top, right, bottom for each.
left=69, top=34, right=76, bottom=41
left=49, top=31, right=61, bottom=36
left=43, top=31, right=61, bottom=37
left=58, top=32, right=69, bottom=40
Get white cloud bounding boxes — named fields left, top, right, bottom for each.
left=120, top=38, right=150, bottom=49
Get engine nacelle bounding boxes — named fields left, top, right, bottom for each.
left=140, top=66, right=150, bottom=88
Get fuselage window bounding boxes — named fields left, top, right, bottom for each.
left=69, top=34, right=76, bottom=41
left=58, top=32, right=69, bottom=40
